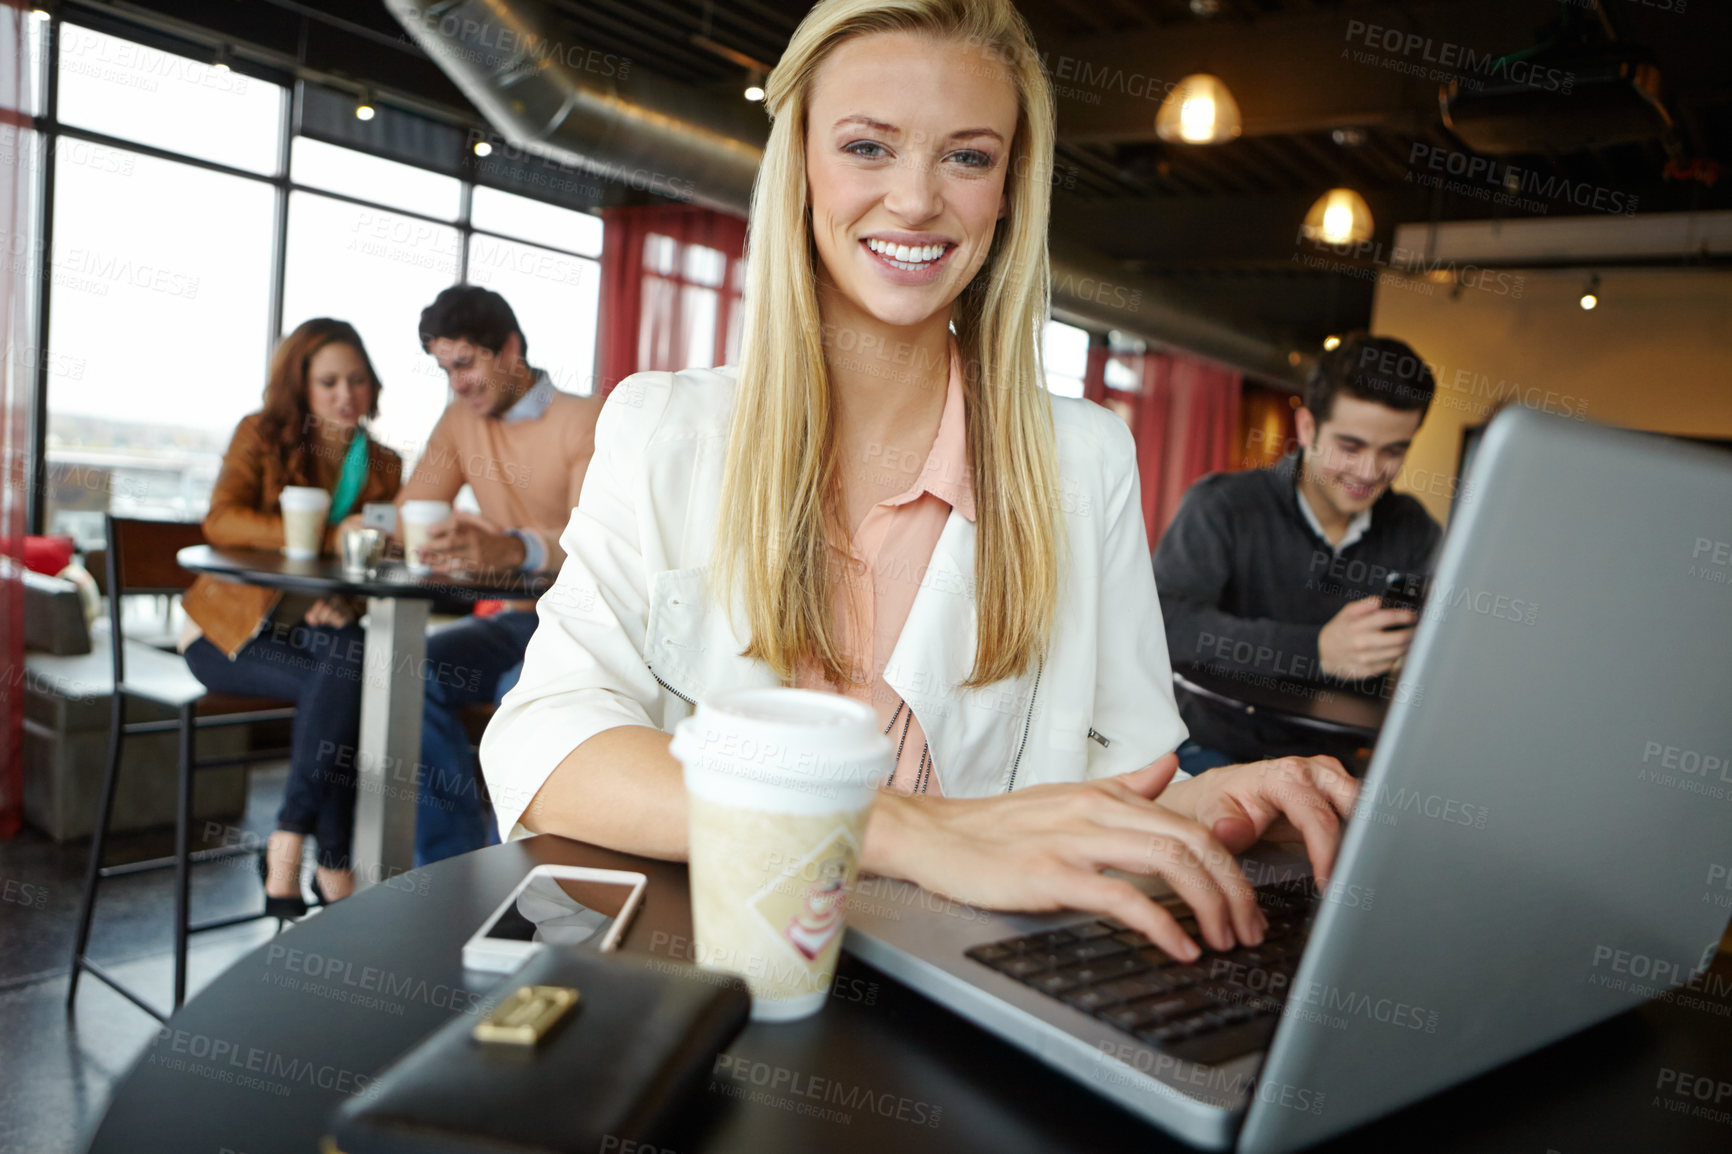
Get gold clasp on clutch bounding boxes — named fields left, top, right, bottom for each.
left=472, top=984, right=581, bottom=1045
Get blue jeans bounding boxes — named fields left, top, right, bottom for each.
left=1176, top=740, right=1237, bottom=776
left=184, top=621, right=367, bottom=869
left=415, top=610, right=540, bottom=865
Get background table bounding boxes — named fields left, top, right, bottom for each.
left=1172, top=662, right=1391, bottom=744
left=85, top=836, right=1732, bottom=1154
left=176, top=545, right=553, bottom=886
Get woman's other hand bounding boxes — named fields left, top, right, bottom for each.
left=1155, top=755, right=1359, bottom=888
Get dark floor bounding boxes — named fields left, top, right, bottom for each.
left=0, top=764, right=300, bottom=1154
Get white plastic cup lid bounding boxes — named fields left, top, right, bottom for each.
left=400, top=500, right=452, bottom=524
left=671, top=688, right=893, bottom=815
left=279, top=486, right=331, bottom=512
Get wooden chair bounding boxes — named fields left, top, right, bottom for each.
left=66, top=516, right=297, bottom=1020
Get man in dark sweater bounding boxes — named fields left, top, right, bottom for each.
left=1154, top=333, right=1444, bottom=771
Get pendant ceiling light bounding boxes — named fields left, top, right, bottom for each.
left=1302, top=188, right=1375, bottom=245
left=1155, top=74, right=1242, bottom=144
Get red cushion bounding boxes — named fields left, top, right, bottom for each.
left=23, top=535, right=75, bottom=577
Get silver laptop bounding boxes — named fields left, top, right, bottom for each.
left=842, top=406, right=1732, bottom=1152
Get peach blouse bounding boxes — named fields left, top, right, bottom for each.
left=795, top=336, right=974, bottom=796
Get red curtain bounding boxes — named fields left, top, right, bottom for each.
left=1088, top=347, right=1243, bottom=550
left=1, top=3, right=29, bottom=838
left=596, top=205, right=748, bottom=396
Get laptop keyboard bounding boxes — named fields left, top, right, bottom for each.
left=965, top=880, right=1318, bottom=1067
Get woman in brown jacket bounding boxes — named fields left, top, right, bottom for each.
left=181, top=318, right=402, bottom=915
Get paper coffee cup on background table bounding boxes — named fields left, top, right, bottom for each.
left=399, top=499, right=451, bottom=576
left=279, top=486, right=331, bottom=560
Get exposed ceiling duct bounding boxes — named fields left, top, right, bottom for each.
left=385, top=0, right=767, bottom=213
left=1048, top=239, right=1303, bottom=382
left=386, top=0, right=1300, bottom=382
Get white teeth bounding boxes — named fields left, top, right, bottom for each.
left=865, top=238, right=946, bottom=268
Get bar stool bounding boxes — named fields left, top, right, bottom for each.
left=66, top=516, right=297, bottom=1021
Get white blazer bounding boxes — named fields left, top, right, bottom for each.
left=481, top=365, right=1189, bottom=839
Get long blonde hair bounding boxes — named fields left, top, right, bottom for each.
left=714, top=0, right=1063, bottom=689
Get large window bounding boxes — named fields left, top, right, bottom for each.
left=1043, top=319, right=1091, bottom=399
left=43, top=27, right=282, bottom=546
left=1100, top=330, right=1147, bottom=427
left=55, top=23, right=282, bottom=174
left=466, top=232, right=602, bottom=395
left=28, top=22, right=607, bottom=541
left=290, top=137, right=462, bottom=221
left=45, top=153, right=275, bottom=543
left=283, top=143, right=604, bottom=468
left=472, top=186, right=602, bottom=258
left=281, top=192, right=461, bottom=471
left=467, top=184, right=603, bottom=393
left=640, top=232, right=741, bottom=371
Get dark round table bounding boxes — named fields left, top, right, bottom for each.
left=1172, top=662, right=1391, bottom=742
left=83, top=836, right=1732, bottom=1154
left=176, top=544, right=554, bottom=604
left=176, top=545, right=555, bottom=885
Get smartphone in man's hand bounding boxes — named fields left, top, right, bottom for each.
left=1380, top=572, right=1427, bottom=618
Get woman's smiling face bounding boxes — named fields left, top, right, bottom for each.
left=804, top=31, right=1019, bottom=331
left=305, top=341, right=373, bottom=432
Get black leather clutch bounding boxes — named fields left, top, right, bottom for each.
left=325, top=946, right=750, bottom=1154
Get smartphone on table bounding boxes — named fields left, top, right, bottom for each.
left=462, top=865, right=649, bottom=973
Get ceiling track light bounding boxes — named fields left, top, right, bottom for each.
left=687, top=33, right=770, bottom=103
left=355, top=88, right=376, bottom=121
left=1580, top=273, right=1600, bottom=311
left=1155, top=74, right=1242, bottom=145
left=212, top=42, right=232, bottom=73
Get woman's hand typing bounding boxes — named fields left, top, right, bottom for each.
left=862, top=755, right=1271, bottom=963
left=529, top=735, right=1359, bottom=964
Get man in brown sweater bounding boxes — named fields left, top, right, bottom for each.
left=397, top=285, right=602, bottom=863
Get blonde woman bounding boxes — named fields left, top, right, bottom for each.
left=482, top=0, right=1357, bottom=963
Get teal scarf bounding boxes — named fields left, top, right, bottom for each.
left=327, top=429, right=370, bottom=525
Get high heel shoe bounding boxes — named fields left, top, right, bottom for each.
left=309, top=865, right=357, bottom=906
left=257, top=851, right=308, bottom=920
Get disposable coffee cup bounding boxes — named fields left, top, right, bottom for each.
left=279, top=486, right=331, bottom=560
left=670, top=689, right=891, bottom=1022
left=399, top=500, right=450, bottom=576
